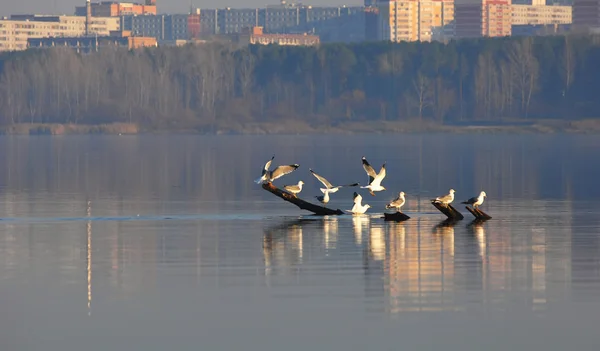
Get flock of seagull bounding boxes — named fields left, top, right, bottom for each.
left=255, top=155, right=487, bottom=215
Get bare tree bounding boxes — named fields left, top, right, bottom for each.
left=560, top=34, right=575, bottom=97
left=412, top=73, right=433, bottom=121
left=508, top=38, right=539, bottom=117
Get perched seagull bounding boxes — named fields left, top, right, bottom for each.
left=386, top=191, right=406, bottom=212
left=254, top=155, right=299, bottom=184
left=346, top=192, right=371, bottom=215
left=360, top=156, right=386, bottom=196
left=315, top=191, right=330, bottom=205
left=461, top=191, right=487, bottom=209
left=432, top=189, right=456, bottom=207
left=283, top=181, right=304, bottom=197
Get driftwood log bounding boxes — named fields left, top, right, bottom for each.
left=431, top=201, right=464, bottom=220
left=262, top=182, right=344, bottom=216
left=465, top=207, right=492, bottom=220
left=383, top=212, right=411, bottom=222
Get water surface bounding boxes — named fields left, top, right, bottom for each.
left=1, top=135, right=599, bottom=350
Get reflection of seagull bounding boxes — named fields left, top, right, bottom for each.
left=352, top=215, right=369, bottom=245
left=254, top=155, right=299, bottom=184
left=346, top=192, right=371, bottom=215
left=386, top=191, right=406, bottom=212
left=360, top=156, right=386, bottom=196
left=461, top=191, right=487, bottom=209
left=432, top=189, right=455, bottom=206
left=283, top=181, right=304, bottom=197
left=310, top=168, right=359, bottom=198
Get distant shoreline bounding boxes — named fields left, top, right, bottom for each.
left=2, top=120, right=600, bottom=135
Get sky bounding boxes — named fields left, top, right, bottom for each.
left=1, top=0, right=362, bottom=16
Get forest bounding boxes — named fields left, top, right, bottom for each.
left=0, top=34, right=599, bottom=132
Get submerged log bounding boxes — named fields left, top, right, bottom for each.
left=465, top=206, right=492, bottom=220
left=431, top=201, right=464, bottom=220
left=262, top=182, right=344, bottom=216
left=383, top=212, right=411, bottom=222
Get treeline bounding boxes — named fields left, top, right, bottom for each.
left=1, top=35, right=600, bottom=130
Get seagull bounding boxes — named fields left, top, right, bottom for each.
left=283, top=181, right=304, bottom=197
left=346, top=192, right=371, bottom=215
left=386, top=191, right=406, bottom=212
left=254, top=155, right=299, bottom=184
left=315, top=191, right=330, bottom=205
left=461, top=191, right=487, bottom=209
left=309, top=169, right=359, bottom=195
left=360, top=156, right=386, bottom=196
left=432, top=189, right=455, bottom=207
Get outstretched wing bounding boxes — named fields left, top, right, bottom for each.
left=341, top=182, right=360, bottom=188
left=353, top=192, right=363, bottom=205
left=309, top=169, right=333, bottom=189
left=262, top=155, right=274, bottom=176
left=372, top=163, right=386, bottom=186
left=270, top=164, right=299, bottom=181
left=362, top=157, right=377, bottom=184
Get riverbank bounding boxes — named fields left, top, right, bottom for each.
left=2, top=119, right=600, bottom=135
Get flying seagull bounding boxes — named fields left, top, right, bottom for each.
left=346, top=192, right=371, bottom=215
left=254, top=155, right=299, bottom=184
left=461, top=191, right=487, bottom=209
left=386, top=191, right=406, bottom=212
left=283, top=181, right=304, bottom=197
left=432, top=189, right=455, bottom=206
left=309, top=169, right=359, bottom=195
left=360, top=156, right=386, bottom=196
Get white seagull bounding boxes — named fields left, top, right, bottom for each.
left=360, top=156, right=386, bottom=196
left=432, top=189, right=455, bottom=206
left=315, top=191, right=330, bottom=205
left=254, top=155, right=299, bottom=184
left=309, top=169, right=359, bottom=195
left=283, top=181, right=304, bottom=197
left=346, top=192, right=371, bottom=215
left=386, top=191, right=406, bottom=212
left=461, top=191, right=487, bottom=209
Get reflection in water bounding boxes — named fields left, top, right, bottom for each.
left=369, top=225, right=385, bottom=262
left=1, top=136, right=600, bottom=350
left=262, top=218, right=311, bottom=277
left=87, top=200, right=92, bottom=316
left=323, top=217, right=338, bottom=251
left=352, top=215, right=369, bottom=245
left=467, top=220, right=487, bottom=260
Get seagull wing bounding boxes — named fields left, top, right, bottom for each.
left=262, top=155, right=274, bottom=175
left=353, top=192, right=363, bottom=205
left=270, top=164, right=299, bottom=181
left=437, top=192, right=453, bottom=203
left=362, top=157, right=377, bottom=184
left=371, top=164, right=386, bottom=187
left=461, top=196, right=477, bottom=205
left=309, top=169, right=333, bottom=189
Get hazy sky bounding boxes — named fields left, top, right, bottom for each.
left=1, top=0, right=362, bottom=16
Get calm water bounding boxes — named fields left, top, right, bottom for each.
left=1, top=135, right=600, bottom=350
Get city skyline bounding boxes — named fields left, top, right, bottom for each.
left=0, top=0, right=363, bottom=17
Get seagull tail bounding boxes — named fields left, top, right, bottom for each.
left=385, top=204, right=392, bottom=210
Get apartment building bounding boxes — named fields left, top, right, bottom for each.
left=455, top=0, right=512, bottom=38
left=75, top=1, right=157, bottom=17
left=197, top=5, right=365, bottom=42
left=237, top=26, right=320, bottom=46
left=377, top=0, right=455, bottom=42
left=0, top=15, right=120, bottom=51
left=512, top=3, right=572, bottom=25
